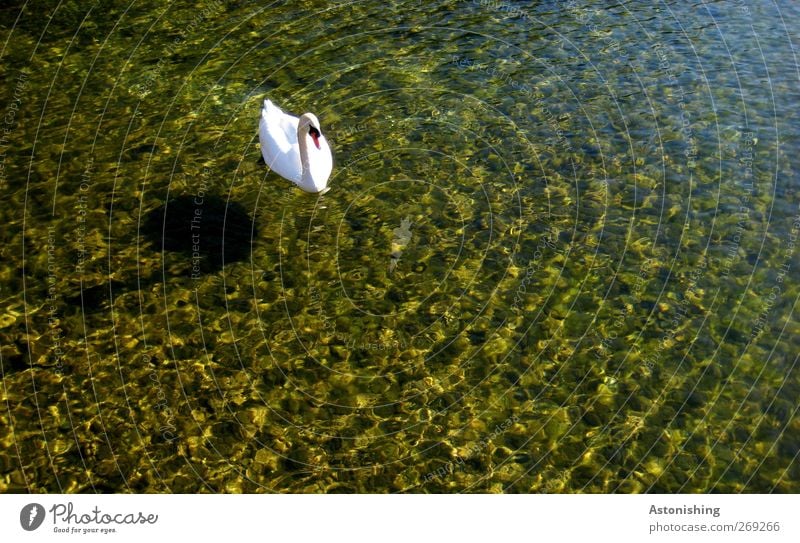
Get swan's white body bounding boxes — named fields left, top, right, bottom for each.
left=258, top=99, right=333, bottom=193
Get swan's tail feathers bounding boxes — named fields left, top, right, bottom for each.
left=262, top=99, right=281, bottom=116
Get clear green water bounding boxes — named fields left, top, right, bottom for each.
left=1, top=0, right=798, bottom=492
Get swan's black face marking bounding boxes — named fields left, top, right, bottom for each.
left=308, top=125, right=321, bottom=149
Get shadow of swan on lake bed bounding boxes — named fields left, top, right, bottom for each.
left=61, top=195, right=259, bottom=316
left=141, top=194, right=258, bottom=274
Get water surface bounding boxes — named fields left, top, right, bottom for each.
left=1, top=0, right=798, bottom=492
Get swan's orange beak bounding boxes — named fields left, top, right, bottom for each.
left=309, top=126, right=321, bottom=150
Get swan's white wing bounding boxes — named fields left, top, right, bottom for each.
left=264, top=100, right=299, bottom=148
left=259, top=99, right=302, bottom=183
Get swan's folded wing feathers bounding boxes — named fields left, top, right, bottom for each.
left=262, top=100, right=298, bottom=153
left=259, top=100, right=302, bottom=183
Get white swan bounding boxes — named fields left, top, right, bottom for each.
left=258, top=99, right=333, bottom=193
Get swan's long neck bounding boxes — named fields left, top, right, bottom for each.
left=297, top=123, right=312, bottom=183
left=297, top=123, right=311, bottom=177
left=297, top=114, right=328, bottom=192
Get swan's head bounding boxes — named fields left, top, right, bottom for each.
left=299, top=113, right=323, bottom=150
